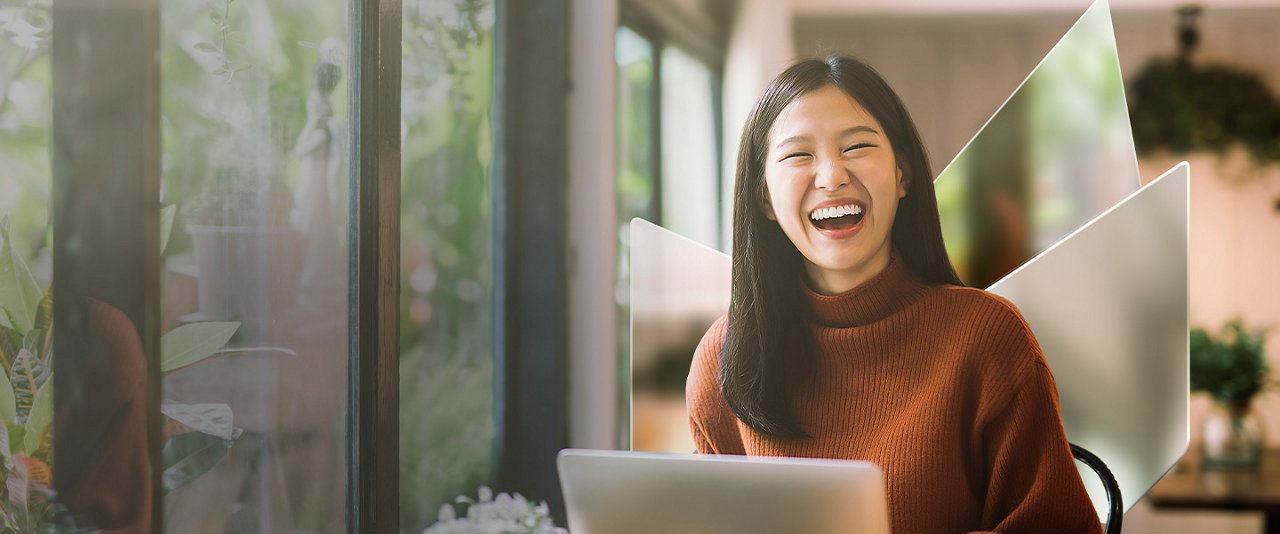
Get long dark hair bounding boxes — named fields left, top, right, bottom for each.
left=721, top=56, right=963, bottom=437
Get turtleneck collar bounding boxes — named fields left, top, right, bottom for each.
left=803, top=250, right=932, bottom=327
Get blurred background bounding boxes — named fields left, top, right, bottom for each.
left=0, top=0, right=1278, bottom=532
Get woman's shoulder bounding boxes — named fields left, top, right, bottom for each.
left=686, top=315, right=731, bottom=412
left=689, top=315, right=730, bottom=371
left=923, top=284, right=1035, bottom=332
left=922, top=285, right=1046, bottom=373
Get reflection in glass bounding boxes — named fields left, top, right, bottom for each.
left=399, top=0, right=498, bottom=531
left=988, top=163, right=1189, bottom=518
left=0, top=1, right=61, bottom=529
left=158, top=0, right=348, bottom=530
left=628, top=219, right=729, bottom=453
left=935, top=0, right=1139, bottom=288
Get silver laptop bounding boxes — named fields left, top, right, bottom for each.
left=557, top=449, right=891, bottom=534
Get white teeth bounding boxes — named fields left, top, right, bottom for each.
left=809, top=204, right=864, bottom=221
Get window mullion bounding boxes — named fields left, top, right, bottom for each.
left=348, top=0, right=402, bottom=531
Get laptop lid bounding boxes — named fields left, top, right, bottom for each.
left=557, top=449, right=891, bottom=534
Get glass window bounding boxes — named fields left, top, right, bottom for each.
left=157, top=0, right=349, bottom=531
left=3, top=0, right=507, bottom=530
left=659, top=46, right=719, bottom=250
left=616, top=22, right=723, bottom=449
left=399, top=0, right=498, bottom=531
left=0, top=2, right=54, bottom=527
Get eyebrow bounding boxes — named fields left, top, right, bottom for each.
left=774, top=126, right=880, bottom=149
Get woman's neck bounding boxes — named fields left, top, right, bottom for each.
left=803, top=247, right=893, bottom=295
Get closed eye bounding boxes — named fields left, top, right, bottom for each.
left=844, top=143, right=876, bottom=152
left=780, top=152, right=812, bottom=162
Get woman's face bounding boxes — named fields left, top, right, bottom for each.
left=763, top=84, right=906, bottom=295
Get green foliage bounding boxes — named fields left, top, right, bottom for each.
left=160, top=321, right=241, bottom=373
left=0, top=206, right=245, bottom=527
left=22, top=378, right=51, bottom=456
left=1190, top=319, right=1272, bottom=406
left=0, top=369, right=16, bottom=425
left=8, top=348, right=46, bottom=426
left=399, top=0, right=498, bottom=529
left=160, top=204, right=177, bottom=255
left=0, top=219, right=42, bottom=333
left=161, top=430, right=236, bottom=493
left=1130, top=58, right=1280, bottom=164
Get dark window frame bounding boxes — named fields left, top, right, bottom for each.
left=347, top=0, right=402, bottom=531
left=494, top=0, right=572, bottom=523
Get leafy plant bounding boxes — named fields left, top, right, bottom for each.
left=0, top=214, right=247, bottom=528
left=1130, top=58, right=1280, bottom=165
left=180, top=0, right=293, bottom=229
left=1190, top=319, right=1273, bottom=408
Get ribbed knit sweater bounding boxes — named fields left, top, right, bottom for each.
left=686, top=253, right=1102, bottom=534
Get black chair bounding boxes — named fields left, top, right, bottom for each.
left=1071, top=443, right=1122, bottom=534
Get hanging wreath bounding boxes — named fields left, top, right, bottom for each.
left=1128, top=6, right=1280, bottom=164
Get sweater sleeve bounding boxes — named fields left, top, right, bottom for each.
left=969, top=307, right=1102, bottom=534
left=685, top=316, right=745, bottom=455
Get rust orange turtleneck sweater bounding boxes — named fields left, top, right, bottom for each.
left=686, top=253, right=1102, bottom=534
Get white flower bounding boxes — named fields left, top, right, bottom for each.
left=423, top=486, right=566, bottom=534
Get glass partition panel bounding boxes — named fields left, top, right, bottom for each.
left=934, top=0, right=1139, bottom=289
left=615, top=26, right=656, bottom=448
left=158, top=0, right=349, bottom=531
left=988, top=163, right=1189, bottom=519
left=628, top=218, right=729, bottom=453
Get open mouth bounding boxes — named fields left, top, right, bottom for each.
left=809, top=202, right=865, bottom=230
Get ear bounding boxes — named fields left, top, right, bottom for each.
left=896, top=166, right=908, bottom=199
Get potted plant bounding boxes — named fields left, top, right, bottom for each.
left=1190, top=319, right=1274, bottom=469
left=183, top=160, right=299, bottom=344
left=0, top=216, right=248, bottom=530
left=179, top=0, right=301, bottom=344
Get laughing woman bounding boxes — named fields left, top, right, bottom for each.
left=686, top=56, right=1102, bottom=534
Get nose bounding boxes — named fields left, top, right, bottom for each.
left=814, top=155, right=849, bottom=191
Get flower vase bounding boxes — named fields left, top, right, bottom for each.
left=1201, top=400, right=1265, bottom=470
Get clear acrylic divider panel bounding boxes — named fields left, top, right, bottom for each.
left=628, top=218, right=729, bottom=454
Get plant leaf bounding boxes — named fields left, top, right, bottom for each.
left=162, top=431, right=236, bottom=493
left=0, top=219, right=42, bottom=333
left=161, top=322, right=239, bottom=373
left=30, top=288, right=51, bottom=348
left=6, top=453, right=28, bottom=511
left=0, top=421, right=11, bottom=469
left=161, top=401, right=236, bottom=440
left=211, top=346, right=296, bottom=357
left=22, top=377, right=51, bottom=455
left=0, top=323, right=19, bottom=373
left=9, top=348, right=45, bottom=421
left=0, top=366, right=16, bottom=425
left=160, top=204, right=177, bottom=255
left=5, top=422, right=26, bottom=457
